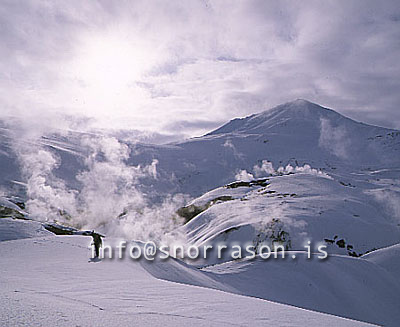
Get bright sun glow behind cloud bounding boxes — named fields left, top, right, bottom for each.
left=68, top=31, right=158, bottom=116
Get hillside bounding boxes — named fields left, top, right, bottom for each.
left=0, top=230, right=376, bottom=327
left=0, top=100, right=399, bottom=326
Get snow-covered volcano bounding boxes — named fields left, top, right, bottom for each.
left=129, top=99, right=400, bottom=196
left=1, top=100, right=400, bottom=326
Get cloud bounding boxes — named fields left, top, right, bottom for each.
left=318, top=118, right=350, bottom=159
left=162, top=119, right=223, bottom=138
left=253, top=160, right=332, bottom=179
left=368, top=186, right=400, bottom=223
left=223, top=139, right=244, bottom=159
left=1, top=0, right=400, bottom=139
left=235, top=170, right=254, bottom=182
left=276, top=164, right=333, bottom=180
left=253, top=160, right=275, bottom=177
left=12, top=131, right=187, bottom=243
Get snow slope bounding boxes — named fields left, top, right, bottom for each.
left=140, top=242, right=400, bottom=326
left=0, top=197, right=51, bottom=241
left=363, top=243, right=400, bottom=278
left=200, top=253, right=400, bottom=327
left=0, top=218, right=51, bottom=242
left=0, top=233, right=374, bottom=327
left=183, top=172, right=400, bottom=262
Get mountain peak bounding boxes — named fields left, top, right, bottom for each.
left=269, top=99, right=333, bottom=114
left=287, top=98, right=315, bottom=106
left=209, top=99, right=337, bottom=135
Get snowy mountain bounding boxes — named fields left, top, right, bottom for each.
left=128, top=99, right=400, bottom=196
left=1, top=99, right=400, bottom=326
left=1, top=99, right=399, bottom=199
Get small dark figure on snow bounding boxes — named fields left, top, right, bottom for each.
left=90, top=231, right=104, bottom=258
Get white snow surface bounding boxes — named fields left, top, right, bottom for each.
left=0, top=218, right=51, bottom=242
left=0, top=234, right=375, bottom=327
left=200, top=253, right=400, bottom=327
left=363, top=243, right=400, bottom=278
left=184, top=172, right=400, bottom=261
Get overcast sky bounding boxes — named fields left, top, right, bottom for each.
left=1, top=0, right=399, bottom=140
